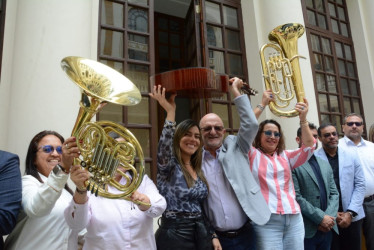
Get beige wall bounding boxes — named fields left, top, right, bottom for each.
left=0, top=0, right=99, bottom=174
left=242, top=0, right=319, bottom=149
left=346, top=0, right=374, bottom=133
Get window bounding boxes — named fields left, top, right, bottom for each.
left=98, top=0, right=247, bottom=179
left=303, top=0, right=364, bottom=135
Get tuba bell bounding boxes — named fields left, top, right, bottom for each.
left=61, top=56, right=147, bottom=203
left=260, top=23, right=306, bottom=117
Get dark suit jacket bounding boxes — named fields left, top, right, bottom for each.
left=0, top=150, right=22, bottom=249
left=292, top=155, right=339, bottom=238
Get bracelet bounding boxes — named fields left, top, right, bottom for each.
left=212, top=233, right=218, bottom=239
left=256, top=104, right=265, bottom=111
left=76, top=187, right=87, bottom=195
left=300, top=120, right=308, bottom=125
left=164, top=120, right=176, bottom=127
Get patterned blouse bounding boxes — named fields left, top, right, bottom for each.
left=157, top=121, right=208, bottom=219
left=248, top=143, right=314, bottom=215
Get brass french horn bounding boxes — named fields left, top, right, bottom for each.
left=61, top=56, right=147, bottom=203
left=260, top=23, right=306, bottom=117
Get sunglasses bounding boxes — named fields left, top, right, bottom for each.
left=201, top=126, right=224, bottom=132
left=263, top=130, right=281, bottom=138
left=346, top=122, right=363, bottom=127
left=323, top=132, right=337, bottom=138
left=38, top=145, right=63, bottom=154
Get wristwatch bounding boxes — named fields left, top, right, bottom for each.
left=53, top=164, right=68, bottom=175
left=347, top=211, right=355, bottom=219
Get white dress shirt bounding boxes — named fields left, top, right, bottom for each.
left=64, top=175, right=166, bottom=250
left=202, top=148, right=248, bottom=231
left=339, top=136, right=374, bottom=197
left=5, top=172, right=79, bottom=250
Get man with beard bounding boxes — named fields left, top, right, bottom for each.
left=292, top=123, right=339, bottom=250
left=314, top=123, right=365, bottom=250
left=339, top=113, right=374, bottom=250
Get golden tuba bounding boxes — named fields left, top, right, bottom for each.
left=61, top=56, right=147, bottom=203
left=260, top=23, right=306, bottom=117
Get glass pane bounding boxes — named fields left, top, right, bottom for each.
left=128, top=97, right=149, bottom=124
left=128, top=34, right=149, bottom=61
left=321, top=114, right=330, bottom=124
left=99, top=103, right=122, bottom=122
left=316, top=0, right=324, bottom=11
left=321, top=38, right=331, bottom=54
left=335, top=42, right=343, bottom=58
left=228, top=53, right=243, bottom=76
left=329, top=3, right=336, bottom=17
left=223, top=6, right=238, bottom=28
left=338, top=7, right=346, bottom=21
left=318, top=14, right=327, bottom=29
left=207, top=25, right=223, bottom=48
left=343, top=97, right=351, bottom=113
left=338, top=60, right=346, bottom=75
left=340, top=78, right=349, bottom=95
left=171, top=47, right=180, bottom=60
left=341, top=23, right=348, bottom=37
left=128, top=7, right=148, bottom=32
left=325, top=56, right=335, bottom=73
left=332, top=19, right=339, bottom=34
left=102, top=1, right=123, bottom=27
left=352, top=98, right=360, bottom=114
left=170, top=34, right=180, bottom=46
left=316, top=73, right=326, bottom=91
left=306, top=0, right=313, bottom=8
left=131, top=128, right=150, bottom=158
left=159, top=45, right=168, bottom=58
left=170, top=20, right=181, bottom=32
left=314, top=54, right=323, bottom=70
left=350, top=80, right=358, bottom=96
left=206, top=1, right=221, bottom=24
left=330, top=95, right=340, bottom=112
left=100, top=60, right=123, bottom=74
left=212, top=103, right=229, bottom=128
left=327, top=75, right=337, bottom=93
left=344, top=45, right=352, bottom=60
left=232, top=104, right=240, bottom=128
left=307, top=10, right=317, bottom=26
left=311, top=34, right=321, bottom=52
left=127, top=63, right=149, bottom=92
left=336, top=0, right=343, bottom=4
left=158, top=17, right=168, bottom=30
left=319, top=94, right=328, bottom=112
left=128, top=0, right=148, bottom=6
left=158, top=31, right=168, bottom=44
left=347, top=62, right=355, bottom=77
left=101, top=29, right=124, bottom=57
left=331, top=115, right=342, bottom=134
left=209, top=50, right=225, bottom=74
left=226, top=30, right=240, bottom=51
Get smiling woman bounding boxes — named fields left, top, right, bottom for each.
left=4, top=130, right=82, bottom=250
left=149, top=85, right=212, bottom=250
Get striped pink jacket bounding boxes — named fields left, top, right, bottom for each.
left=248, top=144, right=314, bottom=214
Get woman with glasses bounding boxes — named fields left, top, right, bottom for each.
left=248, top=99, right=315, bottom=250
left=149, top=85, right=212, bottom=250
left=5, top=130, right=81, bottom=250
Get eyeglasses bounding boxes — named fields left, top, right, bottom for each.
left=263, top=130, right=281, bottom=138
left=201, top=126, right=224, bottom=132
left=38, top=145, right=63, bottom=154
left=346, top=122, right=363, bottom=127
left=323, top=132, right=337, bottom=138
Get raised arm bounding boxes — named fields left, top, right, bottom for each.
left=254, top=89, right=273, bottom=119
left=296, top=98, right=314, bottom=148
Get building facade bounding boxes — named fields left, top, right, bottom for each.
left=1, top=0, right=373, bottom=180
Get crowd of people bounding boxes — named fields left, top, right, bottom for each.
left=1, top=77, right=374, bottom=250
